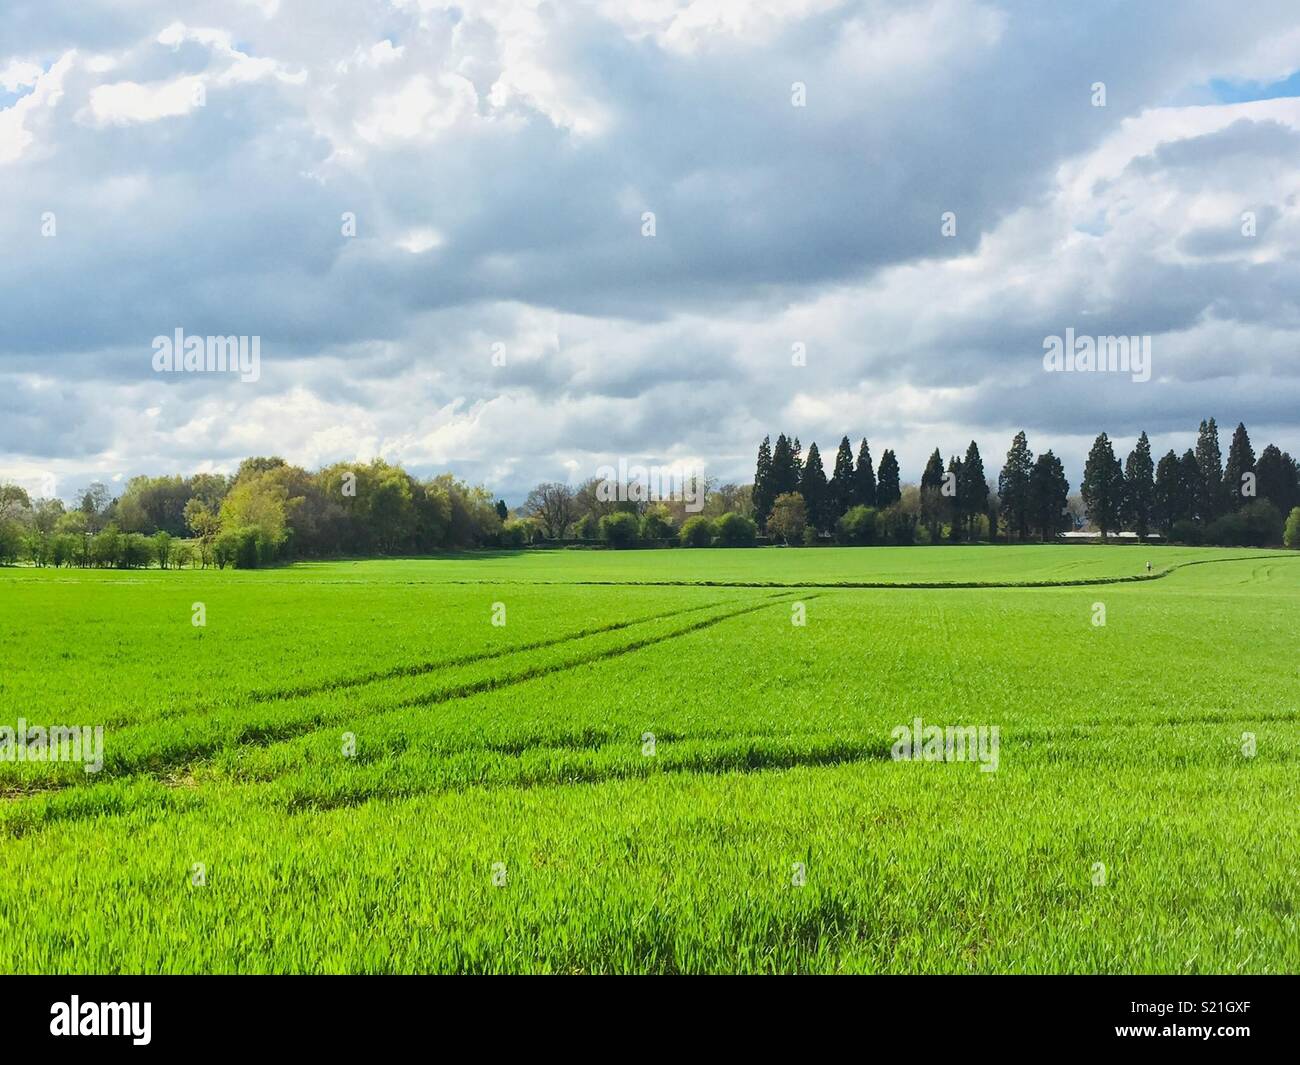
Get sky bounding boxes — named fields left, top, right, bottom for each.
left=3, top=0, right=1300, bottom=504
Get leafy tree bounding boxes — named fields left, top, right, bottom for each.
left=1081, top=433, right=1124, bottom=537
left=0, top=483, right=32, bottom=524
left=799, top=443, right=829, bottom=531
left=152, top=531, right=173, bottom=569
left=1027, top=451, right=1070, bottom=541
left=1194, top=417, right=1224, bottom=520
left=184, top=500, right=221, bottom=568
left=1123, top=431, right=1155, bottom=540
left=523, top=482, right=577, bottom=539
left=495, top=499, right=509, bottom=521
left=76, top=482, right=112, bottom=533
left=219, top=473, right=289, bottom=558
left=1223, top=422, right=1255, bottom=510
left=0, top=522, right=21, bottom=565
left=186, top=473, right=229, bottom=510
left=997, top=431, right=1034, bottom=542
left=91, top=524, right=123, bottom=567
left=32, top=497, right=65, bottom=535
left=876, top=449, right=901, bottom=508
left=767, top=492, right=807, bottom=545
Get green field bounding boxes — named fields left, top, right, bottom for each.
left=2, top=545, right=1297, bottom=973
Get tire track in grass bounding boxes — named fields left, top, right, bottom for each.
left=276, top=735, right=892, bottom=814
left=3, top=592, right=806, bottom=793
left=226, top=594, right=769, bottom=707
left=105, top=592, right=781, bottom=728
left=393, top=592, right=817, bottom=710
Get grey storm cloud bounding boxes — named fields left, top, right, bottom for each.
left=2, top=0, right=1300, bottom=501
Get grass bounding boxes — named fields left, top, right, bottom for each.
left=0, top=545, right=1297, bottom=972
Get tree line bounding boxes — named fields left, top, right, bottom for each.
left=1, top=416, right=1296, bottom=568
left=0, top=458, right=504, bottom=568
left=750, top=419, right=1300, bottom=547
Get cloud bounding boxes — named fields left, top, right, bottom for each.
left=1, top=0, right=1299, bottom=502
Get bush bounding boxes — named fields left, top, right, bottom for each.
left=51, top=534, right=78, bottom=567
left=574, top=513, right=600, bottom=540
left=879, top=505, right=918, bottom=546
left=121, top=533, right=153, bottom=568
left=599, top=511, right=639, bottom=548
left=1169, top=518, right=1203, bottom=545
left=172, top=542, right=196, bottom=569
left=802, top=526, right=820, bottom=546
left=713, top=512, right=757, bottom=547
left=640, top=506, right=676, bottom=540
left=1239, top=500, right=1284, bottom=546
left=91, top=525, right=123, bottom=567
left=835, top=505, right=877, bottom=545
left=214, top=526, right=278, bottom=568
left=1286, top=507, right=1300, bottom=549
left=1206, top=501, right=1283, bottom=547
left=499, top=520, right=530, bottom=548
left=679, top=515, right=714, bottom=547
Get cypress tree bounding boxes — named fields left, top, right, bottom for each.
left=958, top=441, right=986, bottom=539
left=800, top=442, right=829, bottom=533
left=1028, top=451, right=1070, bottom=541
left=1081, top=432, right=1124, bottom=537
left=1194, top=418, right=1223, bottom=520
left=1123, top=431, right=1155, bottom=540
left=945, top=455, right=963, bottom=540
left=1256, top=444, right=1300, bottom=517
left=920, top=448, right=945, bottom=542
left=1179, top=448, right=1205, bottom=523
left=876, top=449, right=901, bottom=508
left=997, top=431, right=1034, bottom=542
left=853, top=439, right=876, bottom=507
left=1153, top=449, right=1183, bottom=535
left=771, top=434, right=797, bottom=498
left=1223, top=422, right=1255, bottom=510
left=828, top=436, right=855, bottom=521
left=753, top=435, right=774, bottom=529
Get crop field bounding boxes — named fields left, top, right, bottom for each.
left=1, top=545, right=1298, bottom=974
